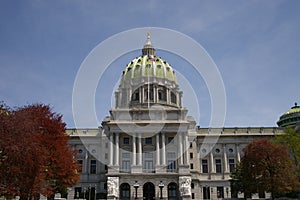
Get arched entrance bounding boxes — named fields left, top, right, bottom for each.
left=168, top=182, right=179, bottom=200
left=120, top=183, right=130, bottom=200
left=143, top=182, right=155, bottom=200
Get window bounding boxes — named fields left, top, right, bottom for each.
left=191, top=183, right=194, bottom=189
left=202, top=159, right=208, bottom=173
left=190, top=153, right=193, bottom=159
left=229, top=159, right=235, bottom=172
left=78, top=149, right=83, bottom=154
left=105, top=165, right=108, bottom=171
left=144, top=160, right=154, bottom=173
left=77, top=160, right=83, bottom=173
left=132, top=91, right=139, bottom=101
left=90, top=160, right=97, bottom=174
left=123, top=137, right=129, bottom=145
left=190, top=163, right=194, bottom=169
left=217, top=187, right=224, bottom=198
left=190, top=142, right=193, bottom=148
left=105, top=142, right=108, bottom=148
left=203, top=187, right=210, bottom=200
left=216, top=159, right=222, bottom=173
left=171, top=92, right=176, bottom=104
left=192, top=193, right=195, bottom=199
left=122, top=160, right=131, bottom=172
left=105, top=153, right=108, bottom=160
left=122, top=153, right=131, bottom=172
left=167, top=152, right=176, bottom=172
left=145, top=137, right=152, bottom=145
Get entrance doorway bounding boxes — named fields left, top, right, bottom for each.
left=168, top=182, right=179, bottom=200
left=143, top=182, right=155, bottom=200
left=120, top=183, right=130, bottom=200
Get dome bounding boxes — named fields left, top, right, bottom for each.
left=277, top=102, right=300, bottom=127
left=121, top=32, right=177, bottom=84
left=122, top=55, right=177, bottom=83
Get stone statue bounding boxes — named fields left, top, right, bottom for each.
left=107, top=177, right=119, bottom=197
left=179, top=176, right=191, bottom=196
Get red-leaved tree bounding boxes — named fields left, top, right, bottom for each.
left=0, top=103, right=80, bottom=200
left=238, top=138, right=299, bottom=199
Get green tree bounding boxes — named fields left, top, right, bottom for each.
left=231, top=138, right=299, bottom=199
left=276, top=127, right=300, bottom=178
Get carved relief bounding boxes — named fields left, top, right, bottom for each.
left=107, top=177, right=119, bottom=197
left=179, top=176, right=191, bottom=196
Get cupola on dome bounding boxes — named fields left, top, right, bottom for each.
left=121, top=32, right=177, bottom=83
left=277, top=102, right=300, bottom=127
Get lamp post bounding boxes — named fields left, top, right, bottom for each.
left=158, top=181, right=164, bottom=199
left=133, top=181, right=139, bottom=199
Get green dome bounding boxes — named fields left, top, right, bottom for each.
left=277, top=102, right=300, bottom=127
left=122, top=55, right=177, bottom=83
left=121, top=32, right=177, bottom=84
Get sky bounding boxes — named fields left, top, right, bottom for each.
left=1, top=0, right=300, bottom=128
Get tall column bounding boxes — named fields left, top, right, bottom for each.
left=178, top=132, right=183, bottom=165
left=138, top=135, right=142, bottom=165
left=161, top=132, right=166, bottom=165
left=156, top=134, right=160, bottom=166
left=184, top=135, right=189, bottom=165
left=223, top=144, right=228, bottom=173
left=132, top=134, right=136, bottom=166
left=236, top=144, right=241, bottom=162
left=115, top=134, right=119, bottom=166
left=109, top=134, right=113, bottom=166
left=210, top=147, right=215, bottom=173
left=85, top=150, right=89, bottom=173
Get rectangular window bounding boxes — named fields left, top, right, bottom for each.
left=77, top=160, right=83, bottom=173
left=229, top=159, right=235, bottom=172
left=217, top=187, right=224, bottom=198
left=105, top=153, right=108, bottom=160
left=202, top=159, right=208, bottom=173
left=203, top=187, right=210, bottom=200
left=190, top=142, right=193, bottom=148
left=123, top=137, right=129, bottom=145
left=122, top=160, right=131, bottom=172
left=90, top=160, right=97, bottom=174
left=192, top=193, right=195, bottom=199
left=216, top=159, right=222, bottom=173
left=145, top=137, right=152, bottom=145
left=105, top=142, right=108, bottom=148
left=190, top=163, right=194, bottom=169
left=144, top=160, right=154, bottom=173
left=190, top=153, right=193, bottom=159
left=167, top=160, right=176, bottom=172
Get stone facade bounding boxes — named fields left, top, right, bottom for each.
left=67, top=34, right=285, bottom=199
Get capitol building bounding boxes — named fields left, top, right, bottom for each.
left=67, top=34, right=300, bottom=200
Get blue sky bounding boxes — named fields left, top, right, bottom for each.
left=1, top=0, right=300, bottom=128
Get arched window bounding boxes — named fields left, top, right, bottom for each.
left=158, top=87, right=166, bottom=101
left=120, top=183, right=130, bottom=200
left=132, top=90, right=139, bottom=102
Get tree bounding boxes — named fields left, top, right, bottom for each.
left=276, top=127, right=300, bottom=178
left=231, top=138, right=299, bottom=199
left=0, top=103, right=80, bottom=200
